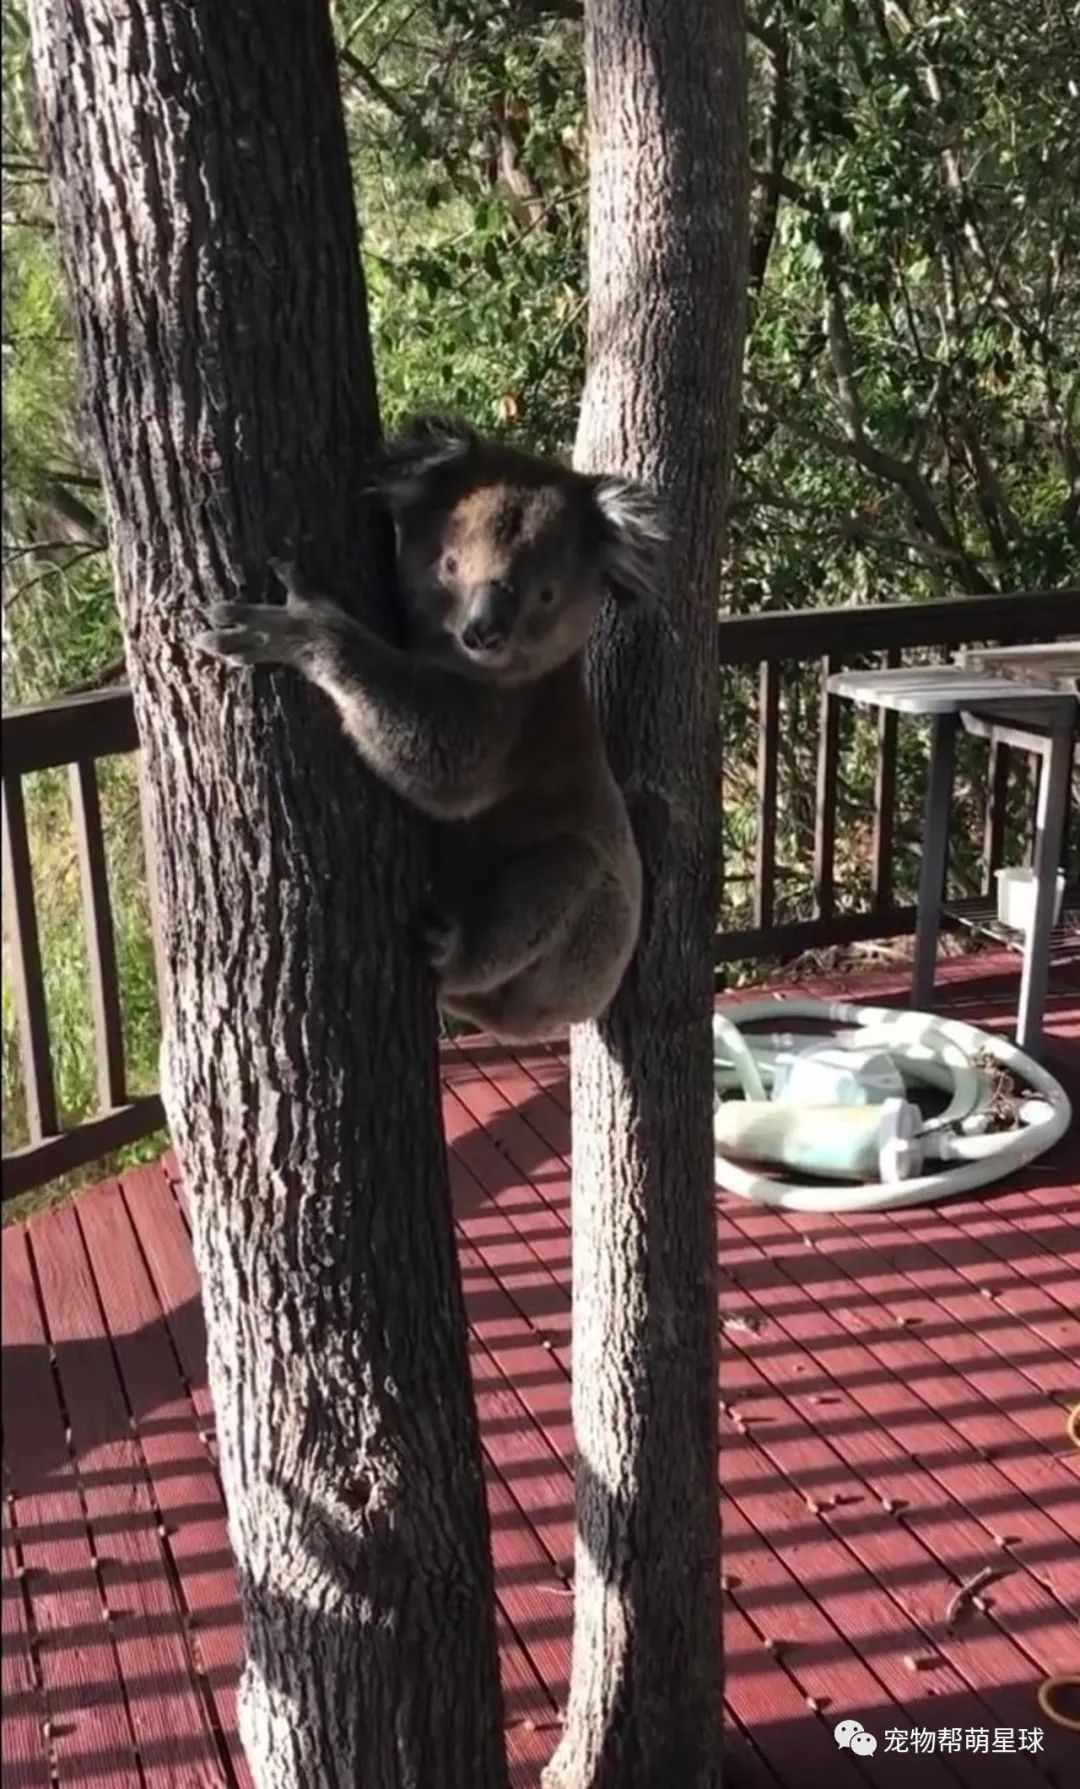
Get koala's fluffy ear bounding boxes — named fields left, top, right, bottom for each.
left=369, top=412, right=479, bottom=512
left=588, top=475, right=668, bottom=606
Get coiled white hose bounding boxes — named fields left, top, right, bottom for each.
left=714, top=998, right=1072, bottom=1214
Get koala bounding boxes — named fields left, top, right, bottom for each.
left=196, top=414, right=665, bottom=1044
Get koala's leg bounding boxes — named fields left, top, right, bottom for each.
left=442, top=984, right=567, bottom=1045
left=431, top=836, right=602, bottom=998
left=443, top=872, right=639, bottom=1042
left=195, top=564, right=517, bottom=819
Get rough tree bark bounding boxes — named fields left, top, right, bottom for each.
left=545, top=3, right=748, bottom=1787
left=26, top=4, right=509, bottom=1786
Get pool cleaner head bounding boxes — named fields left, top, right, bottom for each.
left=713, top=1097, right=923, bottom=1185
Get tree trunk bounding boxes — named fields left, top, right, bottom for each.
left=545, top=4, right=748, bottom=1787
left=26, top=5, right=509, bottom=1786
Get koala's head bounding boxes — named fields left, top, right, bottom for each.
left=370, top=413, right=666, bottom=681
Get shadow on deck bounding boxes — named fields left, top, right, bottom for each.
left=3, top=951, right=1078, bottom=1789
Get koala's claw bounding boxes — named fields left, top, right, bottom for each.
left=420, top=910, right=462, bottom=977
left=194, top=601, right=309, bottom=666
left=194, top=625, right=271, bottom=664
left=268, top=557, right=305, bottom=603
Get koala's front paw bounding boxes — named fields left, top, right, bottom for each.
left=419, top=909, right=463, bottom=979
left=268, top=558, right=309, bottom=605
left=194, top=602, right=315, bottom=668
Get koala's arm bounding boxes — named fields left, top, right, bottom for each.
left=195, top=563, right=519, bottom=819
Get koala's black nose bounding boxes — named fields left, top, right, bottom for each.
left=462, top=617, right=506, bottom=652
left=463, top=581, right=514, bottom=652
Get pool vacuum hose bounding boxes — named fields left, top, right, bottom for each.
left=713, top=999, right=1072, bottom=1214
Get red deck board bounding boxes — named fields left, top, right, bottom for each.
left=445, top=1046, right=573, bottom=1235
left=26, top=1201, right=229, bottom=1786
left=463, top=1026, right=1079, bottom=1781
left=4, top=952, right=1079, bottom=1787
left=721, top=1199, right=1080, bottom=1593
left=720, top=1471, right=975, bottom=1789
left=119, top=1165, right=217, bottom=1458
left=75, top=1176, right=251, bottom=1788
left=126, top=1156, right=565, bottom=1762
left=916, top=1193, right=1080, bottom=1330
left=719, top=1199, right=1080, bottom=1623
left=459, top=1021, right=1078, bottom=1784
left=465, top=1280, right=575, bottom=1580
left=455, top=1036, right=574, bottom=1172
left=1, top=1509, right=50, bottom=1789
left=444, top=1087, right=572, bottom=1355
left=2, top=1225, right=141, bottom=1787
left=485, top=1465, right=569, bottom=1725
left=717, top=1307, right=1063, bottom=1787
left=819, top=1208, right=1080, bottom=1479
left=758, top=1204, right=1080, bottom=1547
left=715, top=1215, right=1077, bottom=1780
left=721, top=1597, right=874, bottom=1789
left=723, top=1427, right=1003, bottom=1789
left=834, top=1169, right=1080, bottom=1343
left=451, top=1118, right=982, bottom=1786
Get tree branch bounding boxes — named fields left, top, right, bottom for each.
left=506, top=0, right=583, bottom=20
left=749, top=383, right=994, bottom=592
left=746, top=10, right=786, bottom=56
left=737, top=478, right=991, bottom=570
left=3, top=538, right=96, bottom=567
left=2, top=544, right=102, bottom=608
left=823, top=275, right=866, bottom=442
left=338, top=46, right=412, bottom=121
left=749, top=27, right=791, bottom=294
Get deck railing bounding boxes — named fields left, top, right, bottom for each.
left=714, top=588, right=1078, bottom=963
left=3, top=587, right=1077, bottom=1197
left=2, top=687, right=165, bottom=1199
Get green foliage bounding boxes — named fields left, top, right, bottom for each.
left=341, top=0, right=587, bottom=447
left=3, top=0, right=1072, bottom=1208
left=741, top=0, right=1079, bottom=607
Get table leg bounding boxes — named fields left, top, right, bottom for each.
left=912, top=711, right=958, bottom=1010
left=1017, top=725, right=1073, bottom=1057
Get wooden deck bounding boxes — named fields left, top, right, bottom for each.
left=3, top=951, right=1079, bottom=1789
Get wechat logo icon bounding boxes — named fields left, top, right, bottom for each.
left=835, top=1719, right=878, bottom=1756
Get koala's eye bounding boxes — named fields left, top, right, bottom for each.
left=442, top=554, right=458, bottom=577
left=538, top=586, right=556, bottom=606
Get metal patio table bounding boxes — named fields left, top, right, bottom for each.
left=827, top=665, right=1077, bottom=1057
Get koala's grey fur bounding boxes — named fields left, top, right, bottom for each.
left=196, top=414, right=665, bottom=1044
